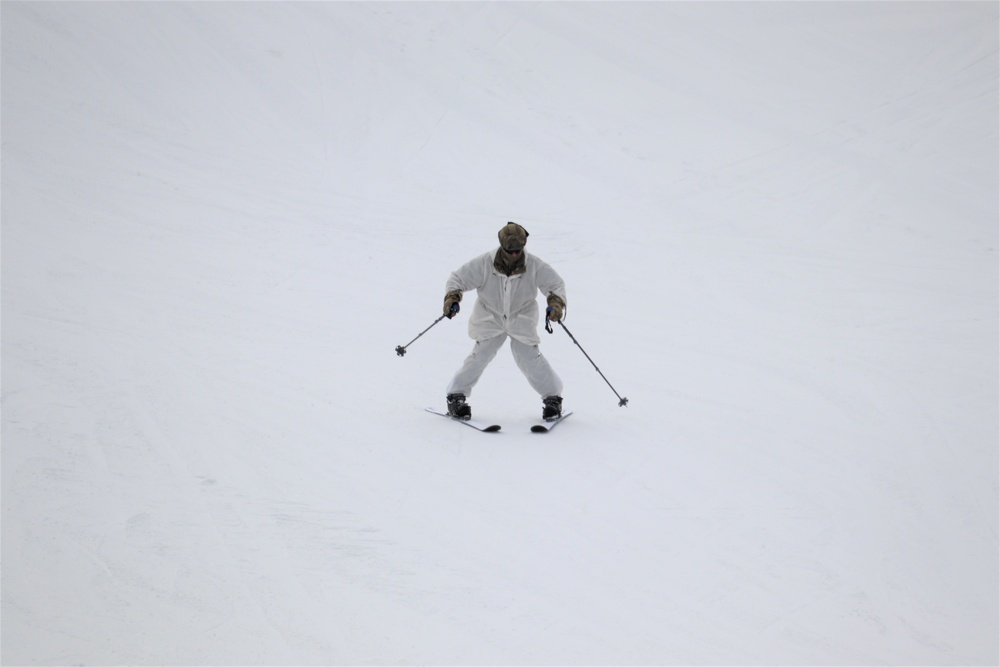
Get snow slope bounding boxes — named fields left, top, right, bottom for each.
left=2, top=2, right=997, bottom=664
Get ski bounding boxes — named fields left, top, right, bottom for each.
left=426, top=407, right=501, bottom=432
left=531, top=410, right=573, bottom=433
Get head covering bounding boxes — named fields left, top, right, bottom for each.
left=498, top=222, right=529, bottom=252
left=494, top=222, right=529, bottom=276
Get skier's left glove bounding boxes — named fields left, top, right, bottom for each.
left=444, top=290, right=462, bottom=319
left=545, top=293, right=565, bottom=322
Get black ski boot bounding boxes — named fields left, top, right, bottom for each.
left=542, top=395, right=563, bottom=421
left=447, top=393, right=472, bottom=421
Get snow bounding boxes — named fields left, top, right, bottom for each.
left=2, top=2, right=997, bottom=665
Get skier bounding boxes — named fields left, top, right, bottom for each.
left=442, top=222, right=567, bottom=422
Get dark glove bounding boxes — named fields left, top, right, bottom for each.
left=546, top=293, right=565, bottom=322
left=444, top=290, right=462, bottom=318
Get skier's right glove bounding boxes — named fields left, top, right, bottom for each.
left=545, top=293, right=565, bottom=323
left=443, top=290, right=462, bottom=319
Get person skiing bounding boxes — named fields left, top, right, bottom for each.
left=442, top=222, right=567, bottom=422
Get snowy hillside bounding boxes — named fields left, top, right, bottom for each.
left=2, top=2, right=997, bottom=665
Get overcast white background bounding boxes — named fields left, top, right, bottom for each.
left=2, top=2, right=997, bottom=665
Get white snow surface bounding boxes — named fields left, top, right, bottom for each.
left=2, top=3, right=997, bottom=665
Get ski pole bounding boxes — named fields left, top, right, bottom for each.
left=550, top=316, right=629, bottom=407
left=395, top=304, right=458, bottom=357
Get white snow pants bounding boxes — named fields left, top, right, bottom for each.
left=446, top=334, right=563, bottom=399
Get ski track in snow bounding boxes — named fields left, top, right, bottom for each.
left=2, top=2, right=997, bottom=665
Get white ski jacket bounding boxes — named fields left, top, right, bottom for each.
left=446, top=250, right=567, bottom=346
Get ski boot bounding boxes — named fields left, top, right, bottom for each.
left=542, top=395, right=563, bottom=422
left=446, top=393, right=472, bottom=421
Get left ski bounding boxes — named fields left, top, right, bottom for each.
left=531, top=410, right=573, bottom=433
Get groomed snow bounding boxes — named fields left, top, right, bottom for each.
left=2, top=2, right=997, bottom=665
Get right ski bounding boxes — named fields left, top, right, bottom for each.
left=426, top=407, right=501, bottom=432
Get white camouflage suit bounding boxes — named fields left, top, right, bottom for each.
left=445, top=249, right=566, bottom=399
